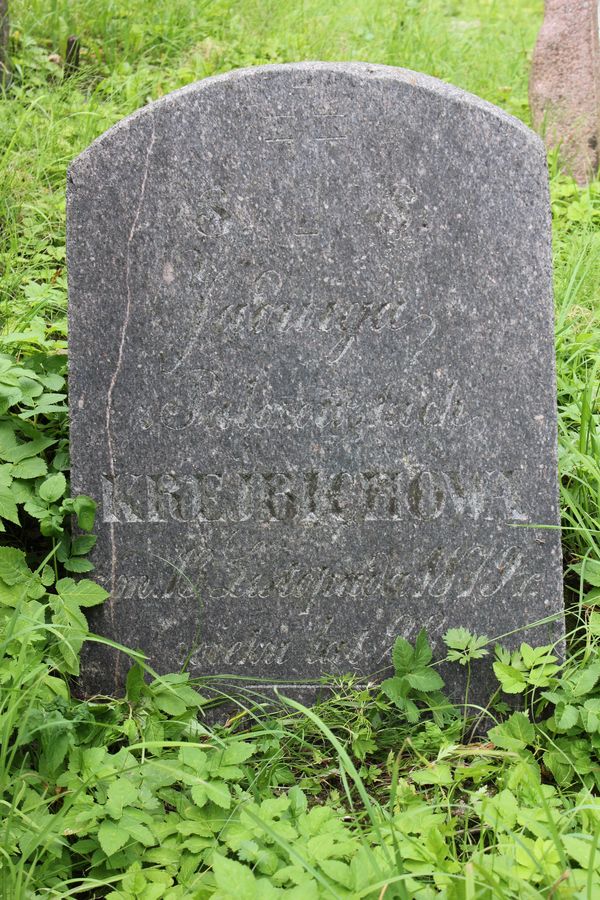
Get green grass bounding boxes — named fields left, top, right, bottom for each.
left=1, top=0, right=600, bottom=897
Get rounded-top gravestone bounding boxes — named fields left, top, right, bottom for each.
left=68, top=62, right=564, bottom=699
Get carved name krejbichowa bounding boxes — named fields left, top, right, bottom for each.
left=101, top=468, right=526, bottom=525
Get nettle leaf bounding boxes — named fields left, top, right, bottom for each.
left=119, top=811, right=156, bottom=847
left=98, top=819, right=129, bottom=857
left=39, top=472, right=67, bottom=502
left=488, top=712, right=535, bottom=751
left=380, top=677, right=420, bottom=722
left=40, top=372, right=65, bottom=391
left=580, top=699, right=600, bottom=733
left=23, top=498, right=51, bottom=520
left=480, top=788, right=519, bottom=832
left=562, top=834, right=598, bottom=870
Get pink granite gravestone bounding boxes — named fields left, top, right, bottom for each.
left=530, top=0, right=600, bottom=183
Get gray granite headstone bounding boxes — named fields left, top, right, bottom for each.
left=68, top=62, right=564, bottom=700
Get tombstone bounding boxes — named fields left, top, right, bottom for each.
left=68, top=63, right=564, bottom=702
left=529, top=0, right=600, bottom=183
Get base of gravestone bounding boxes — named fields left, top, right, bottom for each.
left=75, top=607, right=564, bottom=731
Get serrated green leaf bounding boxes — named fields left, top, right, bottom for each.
left=573, top=559, right=600, bottom=588
left=10, top=479, right=34, bottom=503
left=563, top=834, right=598, bottom=870
left=443, top=627, right=472, bottom=651
left=23, top=499, right=50, bottom=520
left=63, top=557, right=94, bottom=573
left=406, top=668, right=445, bottom=692
left=218, top=742, right=256, bottom=766
left=73, top=495, right=96, bottom=531
left=0, top=547, right=30, bottom=585
left=380, top=676, right=406, bottom=706
left=0, top=486, right=20, bottom=525
left=571, top=664, right=600, bottom=697
left=56, top=578, right=108, bottom=607
left=413, top=628, right=433, bottom=668
left=10, top=457, right=47, bottom=479
left=493, top=661, right=527, bottom=694
left=40, top=566, right=55, bottom=587
left=180, top=746, right=208, bottom=773
left=71, top=534, right=96, bottom=555
left=212, top=853, right=258, bottom=895
left=153, top=690, right=187, bottom=716
left=488, top=712, right=534, bottom=751
left=205, top=779, right=230, bottom=808
left=557, top=704, right=580, bottom=731
left=1, top=435, right=55, bottom=463
left=39, top=472, right=66, bottom=502
left=391, top=636, right=414, bottom=674
left=98, top=819, right=129, bottom=857
left=105, top=778, right=138, bottom=818
left=411, top=763, right=454, bottom=785
left=0, top=422, right=18, bottom=456
left=191, top=783, right=208, bottom=807
left=119, top=813, right=155, bottom=847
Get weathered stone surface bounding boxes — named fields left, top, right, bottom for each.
left=530, top=0, right=600, bottom=183
left=68, top=62, right=564, bottom=701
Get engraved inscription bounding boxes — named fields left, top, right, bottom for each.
left=263, top=85, right=350, bottom=237
left=143, top=376, right=480, bottom=436
left=114, top=542, right=540, bottom=610
left=102, top=468, right=526, bottom=525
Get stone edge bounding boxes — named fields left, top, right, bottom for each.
left=67, top=60, right=546, bottom=179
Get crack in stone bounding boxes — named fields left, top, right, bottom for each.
left=105, top=109, right=156, bottom=685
